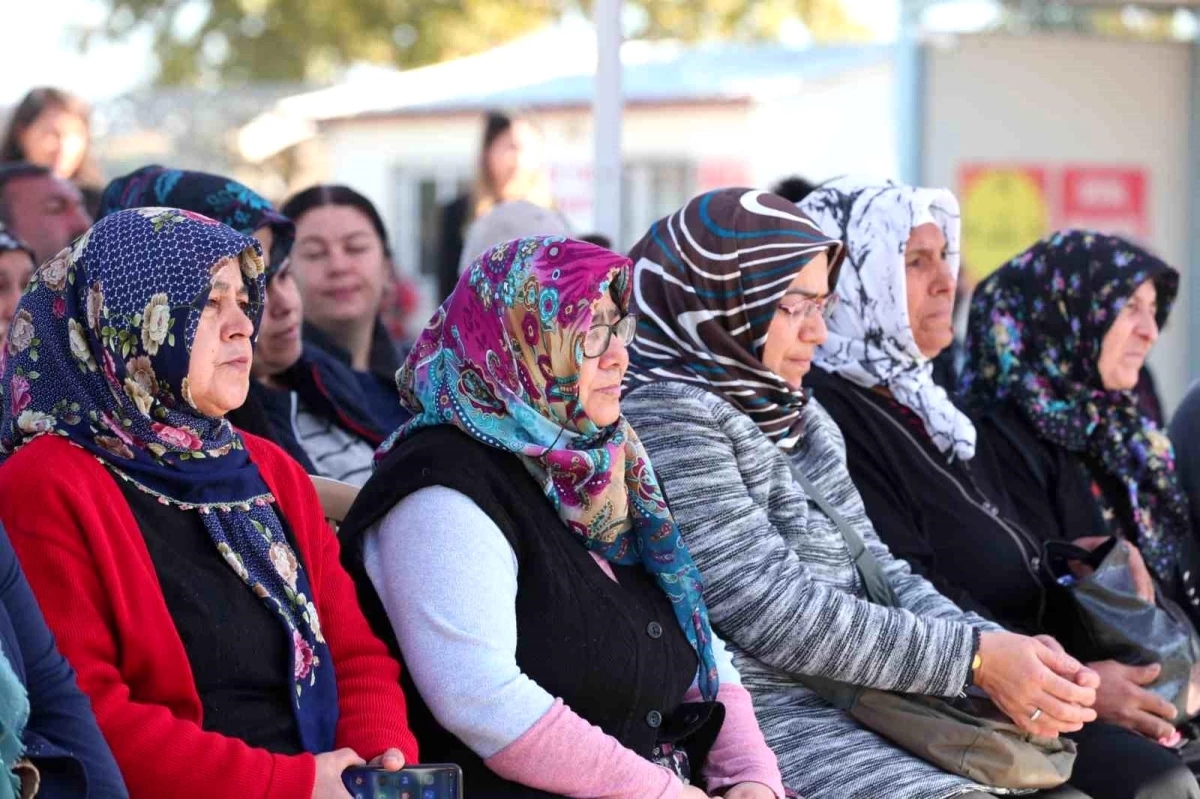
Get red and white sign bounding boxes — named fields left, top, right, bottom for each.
left=696, top=158, right=753, bottom=192
left=1061, top=167, right=1148, bottom=238
left=958, top=162, right=1151, bottom=279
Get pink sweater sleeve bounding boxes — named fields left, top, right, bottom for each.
left=485, top=699, right=683, bottom=799
left=684, top=683, right=784, bottom=798
left=591, top=554, right=783, bottom=796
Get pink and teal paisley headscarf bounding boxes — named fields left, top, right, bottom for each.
left=0, top=208, right=338, bottom=752
left=378, top=236, right=719, bottom=699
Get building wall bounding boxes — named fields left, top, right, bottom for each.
left=925, top=33, right=1192, bottom=412
left=319, top=104, right=754, bottom=247
left=747, top=61, right=898, bottom=187
left=313, top=61, right=898, bottom=322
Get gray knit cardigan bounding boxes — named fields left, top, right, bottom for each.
left=624, top=381, right=1007, bottom=799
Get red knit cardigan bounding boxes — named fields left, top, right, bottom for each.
left=0, top=432, right=420, bottom=799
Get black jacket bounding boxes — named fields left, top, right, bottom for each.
left=807, top=368, right=1048, bottom=634
left=977, top=399, right=1200, bottom=626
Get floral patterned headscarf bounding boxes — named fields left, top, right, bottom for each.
left=0, top=208, right=338, bottom=752
left=379, top=236, right=719, bottom=700
left=98, top=166, right=294, bottom=275
left=960, top=230, right=1190, bottom=591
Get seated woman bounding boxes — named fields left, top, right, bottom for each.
left=960, top=232, right=1200, bottom=625
left=99, top=167, right=406, bottom=485
left=282, top=185, right=405, bottom=383
left=621, top=189, right=1100, bottom=799
left=0, top=209, right=419, bottom=798
left=800, top=181, right=1199, bottom=798
left=338, top=237, right=784, bottom=798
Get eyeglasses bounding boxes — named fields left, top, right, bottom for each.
left=583, top=313, right=637, bottom=358
left=776, top=293, right=839, bottom=325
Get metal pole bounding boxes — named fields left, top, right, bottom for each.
left=1188, top=39, right=1200, bottom=385
left=593, top=0, right=623, bottom=246
left=895, top=0, right=926, bottom=184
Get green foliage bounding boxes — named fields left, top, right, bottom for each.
left=82, top=0, right=872, bottom=86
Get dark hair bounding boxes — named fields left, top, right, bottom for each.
left=471, top=109, right=549, bottom=220
left=472, top=111, right=514, bottom=220
left=482, top=111, right=514, bottom=154
left=0, top=162, right=53, bottom=224
left=280, top=184, right=392, bottom=259
left=579, top=232, right=613, bottom=250
left=770, top=176, right=818, bottom=204
left=0, top=88, right=101, bottom=186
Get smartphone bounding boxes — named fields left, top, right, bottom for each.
left=341, top=764, right=462, bottom=799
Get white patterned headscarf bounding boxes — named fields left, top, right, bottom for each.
left=800, top=178, right=977, bottom=461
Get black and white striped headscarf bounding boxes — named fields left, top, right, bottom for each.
left=800, top=179, right=976, bottom=461
left=623, top=188, right=843, bottom=451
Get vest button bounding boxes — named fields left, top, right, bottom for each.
left=647, top=621, right=664, bottom=639
left=646, top=710, right=663, bottom=728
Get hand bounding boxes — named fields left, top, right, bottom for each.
left=680, top=786, right=713, bottom=799
left=367, top=748, right=406, bottom=771
left=1089, top=660, right=1177, bottom=740
left=725, top=782, right=778, bottom=798
left=1073, top=537, right=1155, bottom=604
left=1034, top=634, right=1067, bottom=656
left=1033, top=636, right=1103, bottom=691
left=975, top=631, right=1098, bottom=737
left=311, top=748, right=364, bottom=799
left=1123, top=543, right=1157, bottom=604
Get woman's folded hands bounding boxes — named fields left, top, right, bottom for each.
left=976, top=631, right=1099, bottom=737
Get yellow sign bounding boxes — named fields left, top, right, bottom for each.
left=959, top=166, right=1050, bottom=284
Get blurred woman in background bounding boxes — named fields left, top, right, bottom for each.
left=436, top=110, right=553, bottom=302
left=0, top=88, right=103, bottom=213
left=282, top=186, right=401, bottom=380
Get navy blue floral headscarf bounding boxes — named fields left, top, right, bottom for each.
left=99, top=166, right=294, bottom=275
left=961, top=230, right=1190, bottom=592
left=0, top=208, right=337, bottom=752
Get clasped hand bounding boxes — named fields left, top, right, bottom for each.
left=976, top=631, right=1098, bottom=737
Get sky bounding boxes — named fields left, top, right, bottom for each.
left=0, top=0, right=1009, bottom=106
left=1, top=3, right=156, bottom=104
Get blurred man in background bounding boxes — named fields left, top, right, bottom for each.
left=0, top=163, right=91, bottom=265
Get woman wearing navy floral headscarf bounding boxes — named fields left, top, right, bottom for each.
left=98, top=167, right=408, bottom=485
left=962, top=232, right=1200, bottom=756
left=961, top=231, right=1196, bottom=618
left=0, top=208, right=418, bottom=798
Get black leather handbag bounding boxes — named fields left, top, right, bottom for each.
left=1042, top=536, right=1200, bottom=723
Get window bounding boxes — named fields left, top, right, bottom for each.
left=620, top=160, right=696, bottom=251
